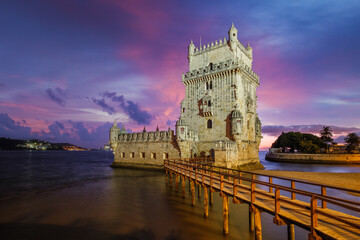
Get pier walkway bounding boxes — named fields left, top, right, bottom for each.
left=164, top=159, right=360, bottom=240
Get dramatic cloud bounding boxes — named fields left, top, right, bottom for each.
left=1, top=0, right=359, bottom=147
left=91, top=98, right=115, bottom=115
left=0, top=113, right=32, bottom=139
left=262, top=125, right=360, bottom=137
left=0, top=112, right=115, bottom=148
left=92, top=91, right=153, bottom=125
left=46, top=88, right=66, bottom=107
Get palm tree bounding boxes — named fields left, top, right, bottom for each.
left=320, top=126, right=333, bottom=153
left=344, top=133, right=360, bottom=153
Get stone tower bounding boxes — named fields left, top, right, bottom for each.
left=178, top=24, right=262, bottom=168
left=109, top=120, right=120, bottom=151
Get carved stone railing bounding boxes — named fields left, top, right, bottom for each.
left=118, top=130, right=174, bottom=142
left=215, top=140, right=238, bottom=150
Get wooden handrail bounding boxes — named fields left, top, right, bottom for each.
left=165, top=160, right=360, bottom=210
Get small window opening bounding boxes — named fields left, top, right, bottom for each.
left=130, top=152, right=134, bottom=158
left=209, top=63, right=213, bottom=70
left=233, top=33, right=235, bottom=36
left=151, top=153, right=156, bottom=159
left=140, top=152, right=145, bottom=158
left=163, top=153, right=169, bottom=159
left=121, top=152, right=125, bottom=158
left=207, top=119, right=212, bottom=129
left=206, top=82, right=209, bottom=90
left=182, top=108, right=185, bottom=113
left=210, top=81, right=212, bottom=89
left=208, top=101, right=211, bottom=107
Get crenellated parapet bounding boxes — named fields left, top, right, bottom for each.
left=193, top=37, right=228, bottom=55
left=190, top=38, right=252, bottom=59
left=118, top=130, right=174, bottom=142
left=181, top=59, right=259, bottom=84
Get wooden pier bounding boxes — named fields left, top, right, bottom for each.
left=164, top=159, right=360, bottom=240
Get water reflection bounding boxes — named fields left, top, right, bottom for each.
left=0, top=151, right=359, bottom=239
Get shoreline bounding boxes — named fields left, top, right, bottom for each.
left=265, top=153, right=360, bottom=164
left=253, top=170, right=360, bottom=192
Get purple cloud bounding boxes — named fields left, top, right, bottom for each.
left=91, top=98, right=116, bottom=115
left=0, top=113, right=32, bottom=139
left=46, top=88, right=66, bottom=107
left=100, top=91, right=153, bottom=125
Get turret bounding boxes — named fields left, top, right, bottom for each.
left=188, top=40, right=195, bottom=63
left=109, top=120, right=120, bottom=151
left=175, top=118, right=188, bottom=141
left=255, top=115, right=262, bottom=139
left=228, top=23, right=238, bottom=51
left=231, top=106, right=243, bottom=141
left=120, top=124, right=127, bottom=134
left=246, top=42, right=253, bottom=58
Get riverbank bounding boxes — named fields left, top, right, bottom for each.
left=265, top=153, right=360, bottom=164
left=253, top=170, right=360, bottom=192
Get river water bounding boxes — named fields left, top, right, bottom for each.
left=0, top=151, right=359, bottom=239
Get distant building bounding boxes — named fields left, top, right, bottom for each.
left=110, top=24, right=262, bottom=169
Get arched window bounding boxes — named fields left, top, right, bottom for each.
left=210, top=81, right=213, bottom=89
left=208, top=100, right=211, bottom=107
left=207, top=119, right=212, bottom=129
left=210, top=62, right=213, bottom=70
left=206, top=82, right=209, bottom=90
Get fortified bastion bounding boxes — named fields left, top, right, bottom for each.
left=110, top=24, right=263, bottom=169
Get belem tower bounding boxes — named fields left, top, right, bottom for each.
left=109, top=24, right=263, bottom=169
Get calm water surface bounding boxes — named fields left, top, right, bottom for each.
left=0, top=151, right=359, bottom=239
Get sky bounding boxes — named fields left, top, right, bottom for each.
left=0, top=0, right=360, bottom=149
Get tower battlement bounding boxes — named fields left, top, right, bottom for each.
left=182, top=59, right=259, bottom=84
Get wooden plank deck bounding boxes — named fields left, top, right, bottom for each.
left=165, top=160, right=360, bottom=240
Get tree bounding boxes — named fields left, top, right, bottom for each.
left=320, top=126, right=333, bottom=152
left=271, top=132, right=325, bottom=153
left=344, top=133, right=360, bottom=153
left=299, top=140, right=320, bottom=154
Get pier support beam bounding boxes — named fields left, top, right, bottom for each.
left=198, top=185, right=201, bottom=198
left=249, top=210, right=255, bottom=232
left=210, top=191, right=213, bottom=206
left=175, top=174, right=178, bottom=192
left=287, top=224, right=295, bottom=240
left=190, top=180, right=195, bottom=206
left=169, top=172, right=173, bottom=188
left=204, top=186, right=209, bottom=218
left=223, top=194, right=229, bottom=235
left=182, top=176, right=185, bottom=199
left=254, top=207, right=262, bottom=240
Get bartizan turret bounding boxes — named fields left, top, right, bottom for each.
left=228, top=23, right=238, bottom=51
left=176, top=118, right=188, bottom=141
left=231, top=105, right=243, bottom=141
left=109, top=120, right=120, bottom=152
left=188, top=40, right=195, bottom=64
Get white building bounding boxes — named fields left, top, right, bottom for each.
left=110, top=24, right=262, bottom=169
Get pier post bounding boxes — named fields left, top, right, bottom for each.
left=182, top=176, right=186, bottom=199
left=249, top=209, right=255, bottom=232
left=254, top=207, right=262, bottom=240
left=169, top=172, right=173, bottom=188
left=210, top=191, right=213, bottom=206
left=198, top=185, right=201, bottom=198
left=223, top=194, right=229, bottom=235
left=287, top=223, right=295, bottom=240
left=204, top=186, right=209, bottom=218
left=175, top=174, right=178, bottom=192
left=190, top=180, right=195, bottom=206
